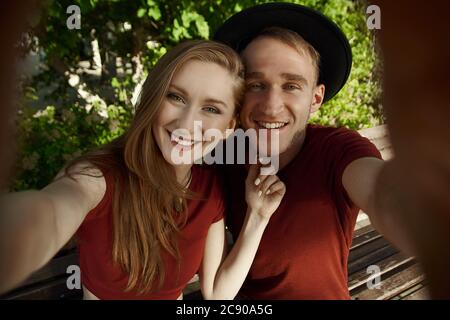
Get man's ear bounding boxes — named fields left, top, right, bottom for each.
left=310, top=84, right=325, bottom=113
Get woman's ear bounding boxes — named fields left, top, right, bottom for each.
left=228, top=117, right=237, bottom=130
left=224, top=117, right=237, bottom=139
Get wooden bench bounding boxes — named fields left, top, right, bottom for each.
left=349, top=224, right=428, bottom=299
left=0, top=125, right=429, bottom=300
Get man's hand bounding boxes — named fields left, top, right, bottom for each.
left=369, top=0, right=450, bottom=299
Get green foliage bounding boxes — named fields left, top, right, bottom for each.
left=14, top=0, right=382, bottom=191
left=307, top=0, right=383, bottom=128
left=13, top=103, right=131, bottom=190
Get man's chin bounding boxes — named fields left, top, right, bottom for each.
left=249, top=143, right=283, bottom=158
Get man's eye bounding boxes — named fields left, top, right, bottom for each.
left=167, top=92, right=185, bottom=103
left=284, top=83, right=301, bottom=91
left=203, top=106, right=220, bottom=114
left=246, top=83, right=264, bottom=91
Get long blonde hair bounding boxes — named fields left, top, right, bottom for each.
left=65, top=40, right=244, bottom=293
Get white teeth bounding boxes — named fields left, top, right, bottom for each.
left=176, top=139, right=194, bottom=146
left=173, top=136, right=194, bottom=146
left=257, top=121, right=287, bottom=129
left=170, top=132, right=199, bottom=147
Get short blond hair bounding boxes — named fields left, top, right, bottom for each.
left=255, top=26, right=321, bottom=85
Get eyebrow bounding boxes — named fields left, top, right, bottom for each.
left=245, top=71, right=265, bottom=79
left=245, top=71, right=309, bottom=86
left=169, top=85, right=229, bottom=109
left=204, top=98, right=229, bottom=109
left=281, top=73, right=309, bottom=86
left=169, top=84, right=188, bottom=96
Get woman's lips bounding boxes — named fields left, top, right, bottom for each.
left=168, top=130, right=202, bottom=151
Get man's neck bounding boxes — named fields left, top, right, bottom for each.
left=278, top=128, right=307, bottom=171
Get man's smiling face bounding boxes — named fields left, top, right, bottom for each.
left=240, top=36, right=325, bottom=158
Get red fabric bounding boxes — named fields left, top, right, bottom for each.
left=76, top=164, right=224, bottom=299
left=224, top=125, right=382, bottom=299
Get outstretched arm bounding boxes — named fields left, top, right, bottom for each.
left=369, top=0, right=450, bottom=299
left=0, top=163, right=105, bottom=294
left=343, top=157, right=418, bottom=256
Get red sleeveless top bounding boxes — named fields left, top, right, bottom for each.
left=76, top=165, right=224, bottom=299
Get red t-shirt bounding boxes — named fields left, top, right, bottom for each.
left=76, top=164, right=224, bottom=299
left=224, top=125, right=382, bottom=299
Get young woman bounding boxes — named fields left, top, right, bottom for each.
left=0, top=40, right=286, bottom=299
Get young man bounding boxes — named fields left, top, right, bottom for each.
left=213, top=3, right=419, bottom=299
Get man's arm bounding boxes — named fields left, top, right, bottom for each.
left=343, top=155, right=450, bottom=299
left=369, top=0, right=450, bottom=299
left=342, top=157, right=415, bottom=256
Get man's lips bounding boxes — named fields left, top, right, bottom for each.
left=254, top=120, right=289, bottom=130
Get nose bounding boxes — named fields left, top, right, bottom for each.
left=260, top=87, right=284, bottom=117
left=177, top=105, right=202, bottom=140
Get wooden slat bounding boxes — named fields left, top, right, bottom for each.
left=350, top=230, right=382, bottom=251
left=402, top=286, right=430, bottom=300
left=348, top=236, right=393, bottom=263
left=352, top=263, right=425, bottom=300
left=351, top=224, right=374, bottom=239
left=2, top=276, right=82, bottom=300
left=349, top=253, right=415, bottom=294
left=348, top=242, right=399, bottom=275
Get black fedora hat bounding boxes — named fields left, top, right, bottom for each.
left=213, top=2, right=352, bottom=103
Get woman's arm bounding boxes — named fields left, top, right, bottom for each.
left=0, top=162, right=105, bottom=294
left=199, top=164, right=285, bottom=300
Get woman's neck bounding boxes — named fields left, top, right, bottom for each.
left=174, top=164, right=193, bottom=187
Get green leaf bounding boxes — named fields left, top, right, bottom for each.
left=148, top=6, right=161, bottom=21
left=137, top=8, right=147, bottom=18
left=111, top=77, right=120, bottom=88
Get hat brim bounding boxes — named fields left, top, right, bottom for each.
left=213, top=2, right=352, bottom=103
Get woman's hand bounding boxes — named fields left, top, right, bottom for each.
left=200, top=164, right=286, bottom=300
left=245, top=164, right=286, bottom=221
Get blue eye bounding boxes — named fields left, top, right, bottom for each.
left=167, top=92, right=185, bottom=103
left=203, top=106, right=220, bottom=114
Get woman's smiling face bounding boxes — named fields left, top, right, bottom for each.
left=153, top=59, right=237, bottom=166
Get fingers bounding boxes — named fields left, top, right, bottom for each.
left=266, top=181, right=286, bottom=196
left=253, top=171, right=271, bottom=189
left=246, top=164, right=260, bottom=186
left=255, top=174, right=285, bottom=199
left=259, top=175, right=279, bottom=196
left=247, top=164, right=285, bottom=198
left=247, top=164, right=272, bottom=188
